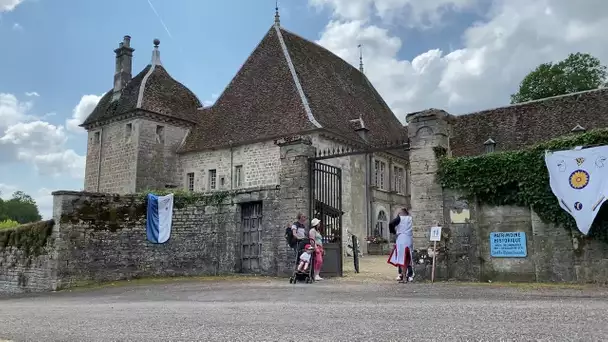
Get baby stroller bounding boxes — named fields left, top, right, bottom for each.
left=289, top=240, right=316, bottom=284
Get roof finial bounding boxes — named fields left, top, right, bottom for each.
left=151, top=38, right=162, bottom=66
left=274, top=0, right=280, bottom=26
left=358, top=44, right=364, bottom=73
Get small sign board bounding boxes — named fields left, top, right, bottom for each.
left=429, top=226, right=442, bottom=242
left=490, top=232, right=527, bottom=257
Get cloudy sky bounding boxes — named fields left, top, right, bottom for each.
left=0, top=0, right=606, bottom=219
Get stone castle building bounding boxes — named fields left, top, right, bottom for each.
left=81, top=13, right=410, bottom=252
left=82, top=10, right=608, bottom=257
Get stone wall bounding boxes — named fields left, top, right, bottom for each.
left=51, top=188, right=284, bottom=289
left=84, top=116, right=192, bottom=194
left=1, top=138, right=313, bottom=295
left=84, top=119, right=139, bottom=193
left=0, top=220, right=58, bottom=295
left=406, top=110, right=450, bottom=249
left=135, top=117, right=191, bottom=191
left=425, top=190, right=608, bottom=283
left=178, top=140, right=281, bottom=191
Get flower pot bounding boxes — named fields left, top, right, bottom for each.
left=367, top=242, right=391, bottom=255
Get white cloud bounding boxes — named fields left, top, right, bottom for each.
left=0, top=0, right=23, bottom=12
left=25, top=91, right=39, bottom=97
left=33, top=187, right=53, bottom=219
left=12, top=22, right=22, bottom=30
left=31, top=150, right=85, bottom=179
left=203, top=93, right=219, bottom=107
left=0, top=183, right=17, bottom=199
left=309, top=0, right=477, bottom=28
left=0, top=93, right=85, bottom=178
left=66, top=94, right=102, bottom=133
left=312, top=0, right=608, bottom=120
left=0, top=93, right=34, bottom=129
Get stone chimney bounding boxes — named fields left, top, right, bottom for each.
left=112, top=35, right=135, bottom=101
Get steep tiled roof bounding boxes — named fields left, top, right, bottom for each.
left=179, top=26, right=317, bottom=152
left=179, top=24, right=407, bottom=153
left=450, top=88, right=608, bottom=157
left=81, top=49, right=201, bottom=128
left=281, top=29, right=407, bottom=146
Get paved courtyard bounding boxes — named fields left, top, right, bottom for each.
left=2, top=257, right=608, bottom=341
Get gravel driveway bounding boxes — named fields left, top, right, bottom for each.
left=1, top=257, right=608, bottom=341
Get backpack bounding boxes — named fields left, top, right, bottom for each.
left=285, top=226, right=297, bottom=248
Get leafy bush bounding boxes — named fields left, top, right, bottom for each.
left=0, top=219, right=20, bottom=230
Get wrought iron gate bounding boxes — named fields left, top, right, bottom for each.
left=241, top=202, right=263, bottom=273
left=309, top=161, right=343, bottom=277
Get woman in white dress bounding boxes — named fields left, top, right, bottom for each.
left=387, top=208, right=414, bottom=282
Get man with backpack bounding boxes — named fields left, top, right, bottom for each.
left=285, top=212, right=308, bottom=256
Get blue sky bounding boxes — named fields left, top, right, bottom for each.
left=1, top=0, right=606, bottom=218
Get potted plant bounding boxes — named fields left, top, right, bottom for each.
left=366, top=235, right=391, bottom=255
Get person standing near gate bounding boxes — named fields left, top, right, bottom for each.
left=309, top=218, right=324, bottom=281
left=387, top=207, right=414, bottom=282
left=291, top=213, right=308, bottom=254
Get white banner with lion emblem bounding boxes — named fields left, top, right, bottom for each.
left=545, top=146, right=608, bottom=235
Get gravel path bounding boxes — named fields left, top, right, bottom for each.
left=1, top=257, right=607, bottom=341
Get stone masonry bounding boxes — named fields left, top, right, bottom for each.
left=178, top=140, right=281, bottom=191
left=0, top=139, right=317, bottom=295
left=435, top=191, right=608, bottom=283
left=84, top=116, right=191, bottom=193
left=406, top=109, right=450, bottom=249
left=406, top=108, right=608, bottom=284
left=0, top=221, right=58, bottom=295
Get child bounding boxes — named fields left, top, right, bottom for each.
left=297, top=244, right=314, bottom=272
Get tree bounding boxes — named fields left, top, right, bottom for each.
left=0, top=190, right=42, bottom=224
left=510, top=52, right=608, bottom=104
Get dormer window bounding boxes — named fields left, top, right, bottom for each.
left=484, top=138, right=496, bottom=154
left=571, top=124, right=586, bottom=134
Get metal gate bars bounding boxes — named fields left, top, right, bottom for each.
left=309, top=161, right=343, bottom=277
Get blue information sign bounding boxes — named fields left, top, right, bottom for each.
left=490, top=232, right=527, bottom=257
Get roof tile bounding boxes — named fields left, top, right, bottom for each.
left=82, top=63, right=201, bottom=128
left=450, top=89, right=608, bottom=156
left=180, top=25, right=408, bottom=153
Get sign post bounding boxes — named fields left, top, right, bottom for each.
left=429, top=225, right=442, bottom=283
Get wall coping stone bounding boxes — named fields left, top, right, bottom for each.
left=52, top=185, right=281, bottom=198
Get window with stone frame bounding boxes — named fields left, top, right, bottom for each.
left=92, top=131, right=101, bottom=145
left=125, top=123, right=133, bottom=142
left=374, top=159, right=386, bottom=189
left=374, top=210, right=388, bottom=239
left=234, top=165, right=243, bottom=187
left=394, top=166, right=405, bottom=194
left=186, top=172, right=194, bottom=192
left=155, top=125, right=165, bottom=144
left=209, top=169, right=217, bottom=190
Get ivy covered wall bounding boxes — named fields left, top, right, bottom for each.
left=438, top=129, right=608, bottom=241
left=435, top=129, right=608, bottom=283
